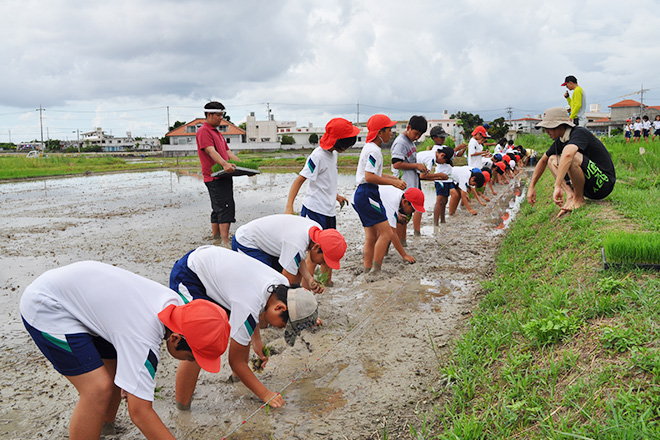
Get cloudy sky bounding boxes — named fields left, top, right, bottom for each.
left=2, top=0, right=659, bottom=143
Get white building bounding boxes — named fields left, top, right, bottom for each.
left=80, top=128, right=160, bottom=152
left=245, top=112, right=278, bottom=143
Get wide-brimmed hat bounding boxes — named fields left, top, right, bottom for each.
left=366, top=114, right=396, bottom=143
left=284, top=288, right=319, bottom=346
left=536, top=107, right=575, bottom=129
left=158, top=300, right=230, bottom=373
left=319, top=118, right=360, bottom=150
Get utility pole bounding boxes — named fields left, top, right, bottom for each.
left=618, top=85, right=650, bottom=118
left=167, top=106, right=170, bottom=132
left=356, top=100, right=360, bottom=125
left=36, top=105, right=45, bottom=150
left=266, top=102, right=271, bottom=120
left=506, top=106, right=513, bottom=125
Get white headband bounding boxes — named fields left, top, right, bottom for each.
left=204, top=109, right=225, bottom=113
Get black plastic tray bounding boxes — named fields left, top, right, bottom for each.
left=601, top=248, right=660, bottom=270
left=211, top=166, right=260, bottom=178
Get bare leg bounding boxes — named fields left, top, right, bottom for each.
left=373, top=221, right=394, bottom=267
left=363, top=226, right=377, bottom=270
left=66, top=367, right=115, bottom=440
left=219, top=223, right=231, bottom=246
left=101, top=359, right=122, bottom=424
left=448, top=189, right=460, bottom=215
left=412, top=211, right=422, bottom=235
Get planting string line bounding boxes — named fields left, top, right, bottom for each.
left=219, top=265, right=422, bottom=440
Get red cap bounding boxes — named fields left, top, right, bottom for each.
left=309, top=226, right=347, bottom=270
left=471, top=126, right=489, bottom=138
left=515, top=154, right=521, bottom=161
left=482, top=170, right=491, bottom=184
left=319, top=118, right=360, bottom=150
left=158, top=300, right=230, bottom=373
left=366, top=114, right=396, bottom=143
left=494, top=161, right=506, bottom=172
left=404, top=188, right=425, bottom=212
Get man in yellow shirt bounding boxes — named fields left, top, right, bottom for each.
left=562, top=75, right=587, bottom=127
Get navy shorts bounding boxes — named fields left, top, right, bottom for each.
left=205, top=177, right=235, bottom=224
left=301, top=205, right=336, bottom=230
left=655, top=129, right=660, bottom=136
left=23, top=317, right=116, bottom=376
left=352, top=183, right=387, bottom=227
left=170, top=251, right=231, bottom=316
left=232, top=236, right=283, bottom=272
left=434, top=181, right=455, bottom=197
left=581, top=155, right=615, bottom=200
left=625, top=131, right=631, bottom=139
left=634, top=130, right=641, bottom=138
left=643, top=129, right=650, bottom=138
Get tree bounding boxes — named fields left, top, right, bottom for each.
left=169, top=121, right=186, bottom=132
left=281, top=135, right=296, bottom=145
left=450, top=111, right=483, bottom=134
left=239, top=122, right=247, bottom=130
left=309, top=133, right=319, bottom=145
left=488, top=117, right=510, bottom=139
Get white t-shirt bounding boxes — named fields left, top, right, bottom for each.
left=449, top=166, right=473, bottom=192
left=234, top=214, right=320, bottom=275
left=378, top=185, right=404, bottom=228
left=634, top=122, right=643, bottom=131
left=300, top=147, right=338, bottom=217
left=643, top=120, right=652, bottom=130
left=468, top=137, right=483, bottom=169
left=20, top=261, right=181, bottom=402
left=653, top=121, right=660, bottom=130
left=356, top=142, right=383, bottom=185
left=434, top=161, right=454, bottom=183
left=185, top=246, right=289, bottom=346
left=416, top=148, right=438, bottom=172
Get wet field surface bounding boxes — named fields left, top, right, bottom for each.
left=0, top=169, right=527, bottom=439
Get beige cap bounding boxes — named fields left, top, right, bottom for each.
left=284, top=288, right=318, bottom=346
left=536, top=107, right=575, bottom=129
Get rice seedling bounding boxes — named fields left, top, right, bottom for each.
left=603, top=231, right=660, bottom=265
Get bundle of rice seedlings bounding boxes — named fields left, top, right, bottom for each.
left=603, top=231, right=660, bottom=265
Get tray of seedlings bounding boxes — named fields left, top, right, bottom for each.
left=602, top=231, right=660, bottom=271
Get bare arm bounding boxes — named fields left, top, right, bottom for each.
left=392, top=160, right=428, bottom=173
left=228, top=338, right=284, bottom=408
left=420, top=172, right=448, bottom=181
left=527, top=153, right=549, bottom=206
left=285, top=175, right=307, bottom=214
left=203, top=146, right=236, bottom=173
left=389, top=226, right=415, bottom=263
left=126, top=394, right=175, bottom=440
left=365, top=171, right=406, bottom=190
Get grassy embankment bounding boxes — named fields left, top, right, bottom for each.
left=411, top=135, right=660, bottom=439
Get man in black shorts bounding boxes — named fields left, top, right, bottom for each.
left=527, top=107, right=616, bottom=218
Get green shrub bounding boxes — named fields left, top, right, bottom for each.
left=522, top=308, right=581, bottom=345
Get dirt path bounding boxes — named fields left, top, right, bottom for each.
left=0, top=170, right=525, bottom=439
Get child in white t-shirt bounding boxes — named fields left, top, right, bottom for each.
left=285, top=118, right=359, bottom=286
left=20, top=261, right=230, bottom=438
left=625, top=119, right=633, bottom=143
left=352, top=114, right=407, bottom=272
left=633, top=117, right=643, bottom=143
left=653, top=115, right=660, bottom=142
left=377, top=186, right=425, bottom=263
left=447, top=166, right=486, bottom=216
left=170, top=245, right=319, bottom=410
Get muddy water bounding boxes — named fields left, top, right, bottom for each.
left=0, top=169, right=527, bottom=439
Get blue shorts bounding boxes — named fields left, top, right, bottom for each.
left=301, top=205, right=336, bottom=229
left=655, top=129, right=660, bottom=136
left=643, top=129, right=650, bottom=138
left=625, top=131, right=631, bottom=139
left=170, top=251, right=231, bottom=316
left=434, top=181, right=455, bottom=197
left=352, top=183, right=387, bottom=227
left=23, top=317, right=116, bottom=376
left=232, top=236, right=283, bottom=272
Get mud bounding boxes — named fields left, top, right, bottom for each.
left=0, top=169, right=527, bottom=439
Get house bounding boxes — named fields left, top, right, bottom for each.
left=510, top=116, right=543, bottom=134
left=588, top=99, right=660, bottom=135
left=163, top=118, right=246, bottom=155
left=79, top=128, right=160, bottom=152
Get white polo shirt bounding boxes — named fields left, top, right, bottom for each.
left=300, top=147, right=339, bottom=217
left=356, top=142, right=383, bottom=185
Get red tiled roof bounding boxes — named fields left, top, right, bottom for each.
left=166, top=118, right=246, bottom=137
left=648, top=105, right=660, bottom=111
left=594, top=117, right=610, bottom=122
left=511, top=117, right=541, bottom=121
left=609, top=99, right=641, bottom=108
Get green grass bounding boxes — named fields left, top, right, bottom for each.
left=413, top=135, right=660, bottom=439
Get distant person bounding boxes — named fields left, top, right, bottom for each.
left=642, top=115, right=651, bottom=143
left=633, top=116, right=643, bottom=143
left=452, top=119, right=465, bottom=149
left=197, top=101, right=241, bottom=246
left=653, top=115, right=660, bottom=142
left=528, top=107, right=616, bottom=218
left=418, top=127, right=454, bottom=225
left=285, top=118, right=359, bottom=286
left=467, top=125, right=491, bottom=169
left=20, top=261, right=230, bottom=439
left=170, top=245, right=319, bottom=410
left=562, top=75, right=587, bottom=127
left=352, top=114, right=407, bottom=273
left=624, top=119, right=633, bottom=143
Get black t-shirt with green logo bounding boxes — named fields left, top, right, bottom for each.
left=545, top=127, right=616, bottom=179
